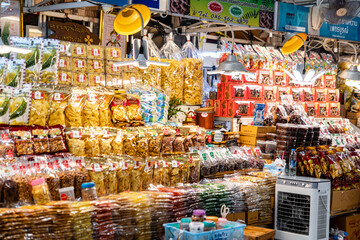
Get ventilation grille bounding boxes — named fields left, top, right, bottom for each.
left=317, top=195, right=328, bottom=239
left=276, top=191, right=310, bottom=235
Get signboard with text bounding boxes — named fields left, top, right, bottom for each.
left=188, top=0, right=274, bottom=28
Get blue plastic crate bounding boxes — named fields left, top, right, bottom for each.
left=163, top=222, right=246, bottom=240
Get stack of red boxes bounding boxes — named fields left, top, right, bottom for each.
left=206, top=71, right=340, bottom=118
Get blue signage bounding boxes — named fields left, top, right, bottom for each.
left=320, top=19, right=360, bottom=42
left=277, top=2, right=360, bottom=42
left=276, top=2, right=309, bottom=33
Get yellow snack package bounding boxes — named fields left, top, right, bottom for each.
left=71, top=43, right=87, bottom=58
left=58, top=71, right=72, bottom=85
left=88, top=59, right=104, bottom=73
left=111, top=130, right=124, bottom=155
left=72, top=72, right=88, bottom=87
left=89, top=73, right=105, bottom=87
left=82, top=91, right=100, bottom=127
left=72, top=58, right=87, bottom=72
left=66, top=129, right=85, bottom=156
left=161, top=59, right=184, bottom=100
left=183, top=58, right=203, bottom=105
left=105, top=47, right=122, bottom=61
left=58, top=56, right=71, bottom=71
left=48, top=88, right=70, bottom=126
left=87, top=45, right=104, bottom=59
left=29, top=87, right=52, bottom=126
left=111, top=91, right=128, bottom=127
left=99, top=92, right=114, bottom=127
left=65, top=91, right=85, bottom=127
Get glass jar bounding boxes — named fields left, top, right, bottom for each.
left=31, top=178, right=51, bottom=205
left=180, top=218, right=191, bottom=231
left=203, top=220, right=216, bottom=231
left=192, top=209, right=206, bottom=222
left=81, top=182, right=97, bottom=200
left=59, top=186, right=75, bottom=201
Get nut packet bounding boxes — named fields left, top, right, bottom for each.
left=29, top=86, right=52, bottom=126
left=41, top=39, right=59, bottom=84
left=148, top=129, right=163, bottom=157
left=10, top=86, right=31, bottom=125
left=111, top=130, right=124, bottom=155
left=4, top=59, right=25, bottom=88
left=44, top=157, right=60, bottom=201
left=10, top=127, right=34, bottom=156
left=84, top=130, right=100, bottom=157
left=32, top=127, right=50, bottom=154
left=161, top=128, right=174, bottom=153
left=48, top=125, right=67, bottom=153
left=73, top=156, right=89, bottom=199
left=116, top=156, right=131, bottom=192
left=10, top=37, right=43, bottom=83
left=136, top=130, right=149, bottom=158
left=123, top=130, right=137, bottom=157
left=0, top=129, right=15, bottom=159
left=58, top=154, right=75, bottom=188
left=99, top=130, right=114, bottom=156
left=99, top=91, right=114, bottom=127
left=104, top=158, right=117, bottom=195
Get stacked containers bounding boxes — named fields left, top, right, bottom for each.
left=105, top=47, right=122, bottom=88
left=276, top=124, right=298, bottom=160
left=91, top=200, right=117, bottom=240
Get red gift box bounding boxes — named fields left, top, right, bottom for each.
left=305, top=102, right=316, bottom=117
left=315, top=88, right=326, bottom=102
left=329, top=102, right=340, bottom=116
left=220, top=100, right=228, bottom=117
left=323, top=75, right=336, bottom=88
left=316, top=102, right=329, bottom=117
left=273, top=71, right=288, bottom=86
left=263, top=86, right=277, bottom=101
left=258, top=70, right=273, bottom=85
left=291, top=88, right=304, bottom=102
left=327, top=89, right=339, bottom=102
left=226, top=83, right=248, bottom=100
left=214, top=100, right=221, bottom=116
left=217, top=83, right=226, bottom=100
left=206, top=99, right=214, bottom=108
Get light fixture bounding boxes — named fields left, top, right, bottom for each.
left=0, top=38, right=32, bottom=54
left=281, top=32, right=307, bottom=55
left=338, top=41, right=360, bottom=80
left=282, top=32, right=325, bottom=85
left=113, top=4, right=169, bottom=69
left=207, top=25, right=248, bottom=76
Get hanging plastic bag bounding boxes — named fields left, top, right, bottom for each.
left=182, top=34, right=203, bottom=105
left=160, top=33, right=184, bottom=100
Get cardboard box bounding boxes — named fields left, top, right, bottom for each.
left=246, top=210, right=259, bottom=224
left=331, top=213, right=360, bottom=240
left=227, top=212, right=246, bottom=222
left=331, top=189, right=360, bottom=214
left=347, top=111, right=360, bottom=119
left=240, top=125, right=276, bottom=137
left=349, top=118, right=357, bottom=126
left=240, top=135, right=265, bottom=147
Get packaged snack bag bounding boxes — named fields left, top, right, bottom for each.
left=41, top=39, right=59, bottom=84
left=82, top=91, right=100, bottom=127
left=10, top=87, right=31, bottom=125
left=29, top=86, right=52, bottom=126
left=48, top=88, right=70, bottom=126
left=4, top=59, right=25, bottom=88
left=65, top=91, right=85, bottom=127
left=0, top=87, right=13, bottom=124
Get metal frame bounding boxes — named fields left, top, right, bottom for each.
left=24, top=1, right=98, bottom=13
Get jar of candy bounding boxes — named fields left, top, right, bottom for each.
left=31, top=178, right=51, bottom=205
left=203, top=220, right=216, bottom=231
left=180, top=218, right=191, bottom=231
left=192, top=209, right=206, bottom=222
left=81, top=182, right=97, bottom=200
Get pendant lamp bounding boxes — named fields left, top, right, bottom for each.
left=338, top=42, right=360, bottom=80
left=282, top=32, right=325, bottom=86
left=113, top=4, right=169, bottom=69
left=207, top=25, right=248, bottom=76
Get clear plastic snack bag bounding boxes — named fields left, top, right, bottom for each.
left=41, top=39, right=59, bottom=84
left=4, top=59, right=25, bottom=88
left=10, top=86, right=31, bottom=125
left=29, top=86, right=52, bottom=126
left=0, top=87, right=13, bottom=124
left=10, top=37, right=43, bottom=83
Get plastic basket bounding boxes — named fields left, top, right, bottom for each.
left=163, top=222, right=246, bottom=240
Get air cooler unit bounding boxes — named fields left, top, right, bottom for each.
left=275, top=176, right=331, bottom=240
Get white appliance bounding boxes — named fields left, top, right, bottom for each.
left=275, top=176, right=331, bottom=240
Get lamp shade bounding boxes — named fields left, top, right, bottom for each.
left=281, top=32, right=308, bottom=55
left=208, top=55, right=247, bottom=75
left=339, top=65, right=360, bottom=80
left=114, top=4, right=151, bottom=36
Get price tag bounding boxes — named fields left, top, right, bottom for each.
left=108, top=163, right=116, bottom=171
left=95, top=75, right=101, bottom=83
left=163, top=128, right=169, bottom=135
left=112, top=64, right=119, bottom=72
left=93, top=61, right=100, bottom=69
left=154, top=162, right=159, bottom=169
left=189, top=156, right=193, bottom=163
left=59, top=59, right=66, bottom=67
left=47, top=161, right=54, bottom=169
left=53, top=93, right=63, bottom=101
left=33, top=91, right=43, bottom=100
left=76, top=47, right=83, bottom=55
left=6, top=149, right=13, bottom=158
left=92, top=163, right=102, bottom=172
left=34, top=162, right=41, bottom=172
left=87, top=93, right=97, bottom=102
left=253, top=147, right=262, bottom=157
left=122, top=162, right=128, bottom=170
left=112, top=78, right=118, bottom=85
left=76, top=60, right=84, bottom=68
left=92, top=48, right=99, bottom=56
left=61, top=73, right=68, bottom=82
left=70, top=130, right=81, bottom=138
left=78, top=74, right=85, bottom=82
left=172, top=160, right=179, bottom=168
left=134, top=161, right=139, bottom=169
left=19, top=165, right=26, bottom=175
left=75, top=159, right=83, bottom=168
left=2, top=134, right=9, bottom=142
left=112, top=49, right=119, bottom=57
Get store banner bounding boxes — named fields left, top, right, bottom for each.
left=276, top=2, right=360, bottom=42
left=186, top=0, right=274, bottom=28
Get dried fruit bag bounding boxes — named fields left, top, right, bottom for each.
left=29, top=87, right=52, bottom=126
left=10, top=87, right=31, bottom=125
left=41, top=39, right=59, bottom=84
left=4, top=59, right=25, bottom=88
